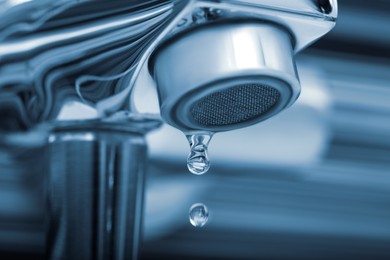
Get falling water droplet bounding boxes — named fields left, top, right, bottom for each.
left=186, top=133, right=213, bottom=175
left=189, top=203, right=209, bottom=227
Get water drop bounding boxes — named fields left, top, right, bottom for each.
left=186, top=133, right=213, bottom=175
left=189, top=203, right=209, bottom=227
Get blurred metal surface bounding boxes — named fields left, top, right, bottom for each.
left=47, top=122, right=149, bottom=260
left=0, top=115, right=161, bottom=260
left=0, top=0, right=336, bottom=131
left=0, top=137, right=46, bottom=258
left=0, top=0, right=175, bottom=130
left=0, top=1, right=170, bottom=258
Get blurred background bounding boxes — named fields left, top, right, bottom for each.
left=0, top=0, right=389, bottom=259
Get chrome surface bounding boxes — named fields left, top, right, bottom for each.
left=165, top=0, right=337, bottom=51
left=47, top=124, right=148, bottom=260
left=0, top=0, right=176, bottom=131
left=0, top=3, right=169, bottom=257
left=151, top=21, right=300, bottom=131
left=0, top=0, right=337, bottom=132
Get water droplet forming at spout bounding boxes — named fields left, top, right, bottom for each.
left=186, top=133, right=213, bottom=175
left=189, top=203, right=209, bottom=227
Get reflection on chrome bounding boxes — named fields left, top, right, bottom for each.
left=0, top=0, right=175, bottom=132
left=0, top=0, right=337, bottom=133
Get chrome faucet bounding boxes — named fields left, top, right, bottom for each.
left=0, top=0, right=337, bottom=259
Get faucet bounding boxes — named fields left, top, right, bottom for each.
left=0, top=0, right=337, bottom=259
left=149, top=0, right=337, bottom=133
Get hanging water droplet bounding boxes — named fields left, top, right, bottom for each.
left=186, top=133, right=213, bottom=175
left=189, top=203, right=209, bottom=227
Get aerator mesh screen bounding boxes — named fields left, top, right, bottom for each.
left=190, top=84, right=280, bottom=126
